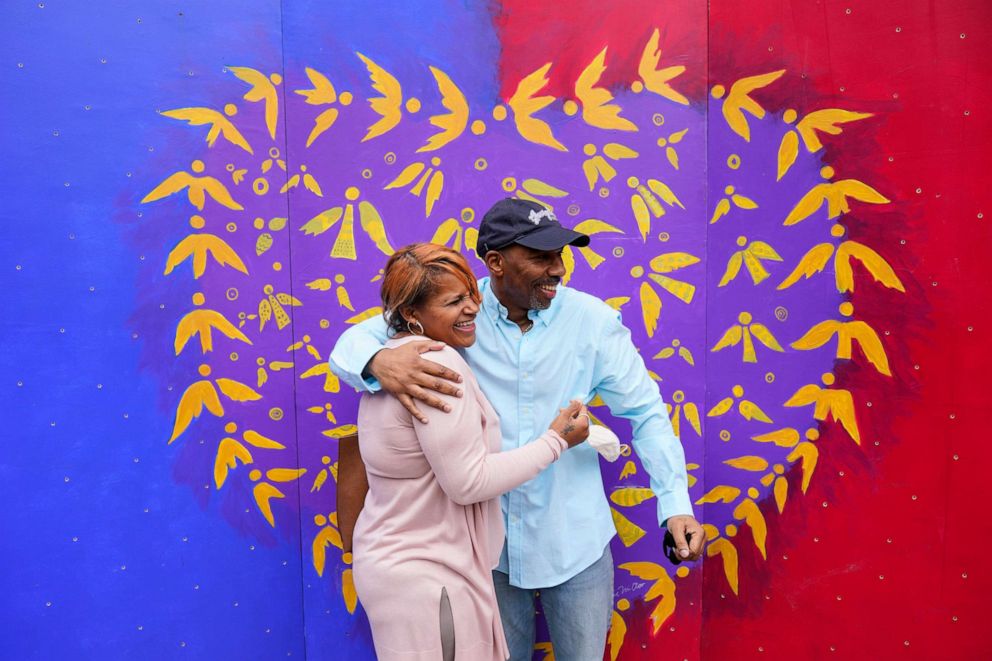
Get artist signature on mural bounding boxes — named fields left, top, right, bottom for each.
left=615, top=581, right=648, bottom=598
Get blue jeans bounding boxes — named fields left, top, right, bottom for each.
left=493, top=545, right=614, bottom=661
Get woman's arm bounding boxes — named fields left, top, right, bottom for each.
left=413, top=349, right=573, bottom=506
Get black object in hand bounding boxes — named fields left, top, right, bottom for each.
left=663, top=529, right=693, bottom=565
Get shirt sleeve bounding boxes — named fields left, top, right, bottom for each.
left=328, top=314, right=390, bottom=393
left=592, top=311, right=694, bottom=526
left=413, top=348, right=568, bottom=506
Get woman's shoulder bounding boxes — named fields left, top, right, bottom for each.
left=420, top=343, right=472, bottom=376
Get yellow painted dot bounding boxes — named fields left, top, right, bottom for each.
left=501, top=177, right=516, bottom=192
left=404, top=97, right=421, bottom=113
left=229, top=352, right=238, bottom=361
left=806, top=428, right=820, bottom=441
left=224, top=103, right=237, bottom=116
left=224, top=422, right=237, bottom=433
left=830, top=224, right=846, bottom=238
left=303, top=334, right=311, bottom=342
left=257, top=357, right=266, bottom=366
left=822, top=372, right=836, bottom=385
left=249, top=469, right=262, bottom=481
left=321, top=456, right=331, bottom=465
left=725, top=524, right=738, bottom=537
left=724, top=185, right=735, bottom=195
left=676, top=566, right=690, bottom=578
left=839, top=301, right=854, bottom=316
left=492, top=105, right=507, bottom=121
left=652, top=113, right=665, bottom=126
left=272, top=261, right=282, bottom=271
left=301, top=164, right=308, bottom=172
left=253, top=177, right=269, bottom=195
left=739, top=311, right=752, bottom=324
left=598, top=187, right=609, bottom=198
left=631, top=81, right=644, bottom=93
left=470, top=119, right=486, bottom=135
left=269, top=407, right=283, bottom=421
left=253, top=217, right=265, bottom=229
left=673, top=390, right=684, bottom=403
left=461, top=208, right=475, bottom=222
left=583, top=144, right=596, bottom=156
left=361, top=168, right=372, bottom=179
left=190, top=215, right=205, bottom=229
left=748, top=487, right=760, bottom=498
left=630, top=265, right=644, bottom=278
left=339, top=91, right=353, bottom=106
left=269, top=147, right=280, bottom=158
left=727, top=154, right=741, bottom=170
left=774, top=464, right=784, bottom=474
left=319, top=319, right=330, bottom=329
left=334, top=274, right=344, bottom=284
left=736, top=236, right=747, bottom=247
left=765, top=372, right=775, bottom=383
left=198, top=364, right=211, bottom=377
left=345, top=186, right=360, bottom=201
left=563, top=100, right=578, bottom=116
left=820, top=165, right=835, bottom=179
left=191, top=160, right=205, bottom=173
left=226, top=222, right=237, bottom=233
left=732, top=384, right=744, bottom=397
left=192, top=292, right=205, bottom=306
left=474, top=158, right=488, bottom=171
left=342, top=552, right=353, bottom=564
left=720, top=430, right=731, bottom=441
left=783, top=109, right=797, bottom=123
left=430, top=157, right=441, bottom=167
left=314, top=514, right=327, bottom=526
left=657, top=137, right=668, bottom=147
left=672, top=339, right=681, bottom=347
left=617, top=598, right=631, bottom=611
left=711, top=84, right=726, bottom=99
left=627, top=176, right=639, bottom=188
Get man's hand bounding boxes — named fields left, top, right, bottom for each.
left=666, top=515, right=705, bottom=561
left=367, top=341, right=463, bottom=423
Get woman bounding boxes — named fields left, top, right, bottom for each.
left=352, top=243, right=589, bottom=661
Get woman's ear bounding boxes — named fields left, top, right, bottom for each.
left=398, top=305, right=417, bottom=325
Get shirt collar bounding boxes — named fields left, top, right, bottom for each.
left=479, top=277, right=556, bottom=328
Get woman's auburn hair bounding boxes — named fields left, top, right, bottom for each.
left=380, top=243, right=481, bottom=334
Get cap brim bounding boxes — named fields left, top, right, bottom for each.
left=513, top=225, right=590, bottom=251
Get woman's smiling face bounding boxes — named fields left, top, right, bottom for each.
left=407, top=272, right=480, bottom=348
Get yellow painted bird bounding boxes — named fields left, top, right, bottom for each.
left=778, top=223, right=905, bottom=293
left=630, top=252, right=699, bottom=337
left=169, top=364, right=261, bottom=443
left=300, top=185, right=395, bottom=260
left=785, top=373, right=861, bottom=444
left=356, top=52, right=404, bottom=142
left=250, top=467, right=306, bottom=527
left=666, top=390, right=702, bottom=438
left=581, top=143, right=639, bottom=190
left=507, top=62, right=566, bottom=151
left=257, top=284, right=301, bottom=332
left=228, top=66, right=281, bottom=140
left=777, top=108, right=873, bottom=180
left=501, top=176, right=568, bottom=211
left=705, top=528, right=740, bottom=594
left=790, top=302, right=890, bottom=376
left=300, top=361, right=341, bottom=393
left=711, top=311, right=784, bottom=363
left=309, top=456, right=339, bottom=493
left=164, top=233, right=248, bottom=279
left=312, top=512, right=343, bottom=576
left=707, top=384, right=773, bottom=423
left=431, top=208, right=480, bottom=259
left=161, top=105, right=253, bottom=154
left=385, top=157, right=446, bottom=217
left=711, top=69, right=785, bottom=142
left=213, top=422, right=284, bottom=489
left=295, top=67, right=354, bottom=148
left=784, top=166, right=889, bottom=225
left=628, top=176, right=684, bottom=240
left=636, top=29, right=689, bottom=105
left=607, top=600, right=629, bottom=661
left=652, top=338, right=695, bottom=366
left=561, top=218, right=624, bottom=284
left=719, top=236, right=782, bottom=286
left=732, top=498, right=768, bottom=559
left=710, top=184, right=757, bottom=224
left=279, top=164, right=323, bottom=197
left=419, top=66, right=469, bottom=152
left=656, top=128, right=689, bottom=170
left=618, top=562, right=677, bottom=633
left=142, top=160, right=243, bottom=211
left=175, top=308, right=252, bottom=355
left=574, top=47, right=637, bottom=132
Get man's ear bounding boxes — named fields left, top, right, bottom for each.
left=484, top=250, right=503, bottom=276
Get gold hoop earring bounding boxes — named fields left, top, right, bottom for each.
left=407, top=319, right=425, bottom=336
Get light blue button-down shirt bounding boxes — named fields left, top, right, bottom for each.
left=329, top=277, right=693, bottom=588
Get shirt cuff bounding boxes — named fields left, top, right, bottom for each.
left=657, top=490, right=694, bottom=527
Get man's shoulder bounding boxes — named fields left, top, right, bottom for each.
left=557, top=286, right=621, bottom=324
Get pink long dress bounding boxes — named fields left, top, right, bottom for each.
left=352, top=336, right=568, bottom=661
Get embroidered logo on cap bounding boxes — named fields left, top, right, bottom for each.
left=528, top=208, right=556, bottom=225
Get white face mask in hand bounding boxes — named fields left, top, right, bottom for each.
left=586, top=425, right=630, bottom=463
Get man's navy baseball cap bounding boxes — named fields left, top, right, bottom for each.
left=476, top=198, right=590, bottom=258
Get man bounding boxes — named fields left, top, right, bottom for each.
left=330, top=198, right=704, bottom=660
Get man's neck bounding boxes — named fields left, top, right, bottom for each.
left=490, top=279, right=531, bottom=328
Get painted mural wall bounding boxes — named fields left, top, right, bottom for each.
left=3, top=1, right=989, bottom=659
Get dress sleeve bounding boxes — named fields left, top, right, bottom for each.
left=413, top=348, right=568, bottom=506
